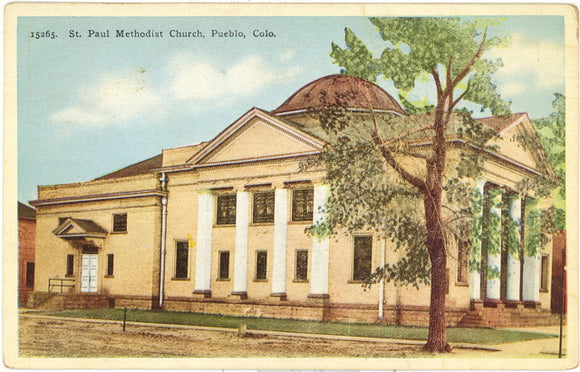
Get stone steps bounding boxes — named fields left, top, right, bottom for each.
left=458, top=307, right=561, bottom=328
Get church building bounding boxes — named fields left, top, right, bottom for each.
left=29, top=75, right=558, bottom=327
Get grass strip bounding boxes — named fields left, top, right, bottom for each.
left=47, top=308, right=556, bottom=344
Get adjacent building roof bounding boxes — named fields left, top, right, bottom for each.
left=94, top=154, right=163, bottom=181
left=477, top=113, right=527, bottom=133
left=273, top=74, right=406, bottom=115
left=18, top=202, right=36, bottom=220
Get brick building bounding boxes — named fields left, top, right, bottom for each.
left=29, top=75, right=558, bottom=326
left=18, top=202, right=36, bottom=306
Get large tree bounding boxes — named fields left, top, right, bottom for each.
left=312, top=17, right=516, bottom=352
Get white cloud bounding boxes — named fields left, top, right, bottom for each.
left=279, top=49, right=295, bottom=61
left=168, top=53, right=299, bottom=104
left=486, top=33, right=565, bottom=96
left=50, top=69, right=165, bottom=126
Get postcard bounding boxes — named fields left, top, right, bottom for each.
left=4, top=2, right=578, bottom=370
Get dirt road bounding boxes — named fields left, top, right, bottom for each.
left=19, top=315, right=563, bottom=359
left=19, top=315, right=429, bottom=358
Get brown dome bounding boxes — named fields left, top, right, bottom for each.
left=273, top=74, right=406, bottom=115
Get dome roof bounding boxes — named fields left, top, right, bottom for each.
left=273, top=74, right=405, bottom=115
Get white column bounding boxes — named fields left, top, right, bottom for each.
left=310, top=184, right=329, bottom=297
left=271, top=188, right=288, bottom=297
left=486, top=188, right=503, bottom=300
left=470, top=179, right=485, bottom=300
left=523, top=199, right=541, bottom=302
left=232, top=191, right=249, bottom=297
left=194, top=191, right=213, bottom=295
left=506, top=195, right=522, bottom=301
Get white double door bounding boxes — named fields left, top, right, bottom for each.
left=81, top=254, right=98, bottom=293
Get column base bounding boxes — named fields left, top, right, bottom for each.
left=470, top=299, right=484, bottom=311
left=193, top=290, right=211, bottom=298
left=270, top=292, right=287, bottom=301
left=504, top=300, right=524, bottom=309
left=231, top=291, right=248, bottom=300
left=307, top=293, right=329, bottom=299
left=484, top=298, right=504, bottom=309
left=523, top=300, right=541, bottom=309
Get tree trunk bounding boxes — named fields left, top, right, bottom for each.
left=423, top=187, right=452, bottom=353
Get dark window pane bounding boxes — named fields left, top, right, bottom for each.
left=256, top=251, right=267, bottom=280
left=295, top=250, right=308, bottom=281
left=175, top=241, right=189, bottom=279
left=66, top=254, right=74, bottom=276
left=107, top=254, right=114, bottom=276
left=457, top=240, right=470, bottom=283
left=26, top=262, right=35, bottom=287
left=219, top=251, right=230, bottom=279
left=253, top=192, right=275, bottom=223
left=353, top=236, right=372, bottom=281
left=217, top=194, right=237, bottom=225
left=292, top=189, right=314, bottom=222
left=113, top=213, right=127, bottom=232
left=541, top=255, right=549, bottom=291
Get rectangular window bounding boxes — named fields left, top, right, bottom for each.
left=295, top=250, right=308, bottom=281
left=216, top=194, right=237, bottom=225
left=253, top=191, right=275, bottom=223
left=541, top=255, right=550, bottom=292
left=26, top=262, right=35, bottom=287
left=292, top=189, right=314, bottom=222
left=113, top=213, right=127, bottom=232
left=353, top=236, right=373, bottom=281
left=66, top=254, right=74, bottom=276
left=175, top=241, right=189, bottom=279
left=255, top=251, right=268, bottom=280
left=107, top=254, right=114, bottom=277
left=457, top=240, right=470, bottom=284
left=219, top=251, right=230, bottom=279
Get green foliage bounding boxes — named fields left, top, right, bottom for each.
left=470, top=186, right=483, bottom=273
left=524, top=200, right=541, bottom=257
left=487, top=265, right=500, bottom=280
left=533, top=93, right=566, bottom=230
left=331, top=17, right=511, bottom=114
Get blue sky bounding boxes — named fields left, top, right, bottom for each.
left=17, top=16, right=565, bottom=205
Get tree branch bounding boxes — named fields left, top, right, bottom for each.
left=451, top=27, right=488, bottom=88
left=431, top=67, right=443, bottom=97
left=446, top=56, right=453, bottom=91
left=450, top=85, right=470, bottom=111
left=372, top=129, right=427, bottom=193
left=380, top=125, right=435, bottom=146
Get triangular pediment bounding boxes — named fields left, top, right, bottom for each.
left=53, top=218, right=107, bottom=239
left=484, top=113, right=555, bottom=177
left=188, top=108, right=324, bottom=165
